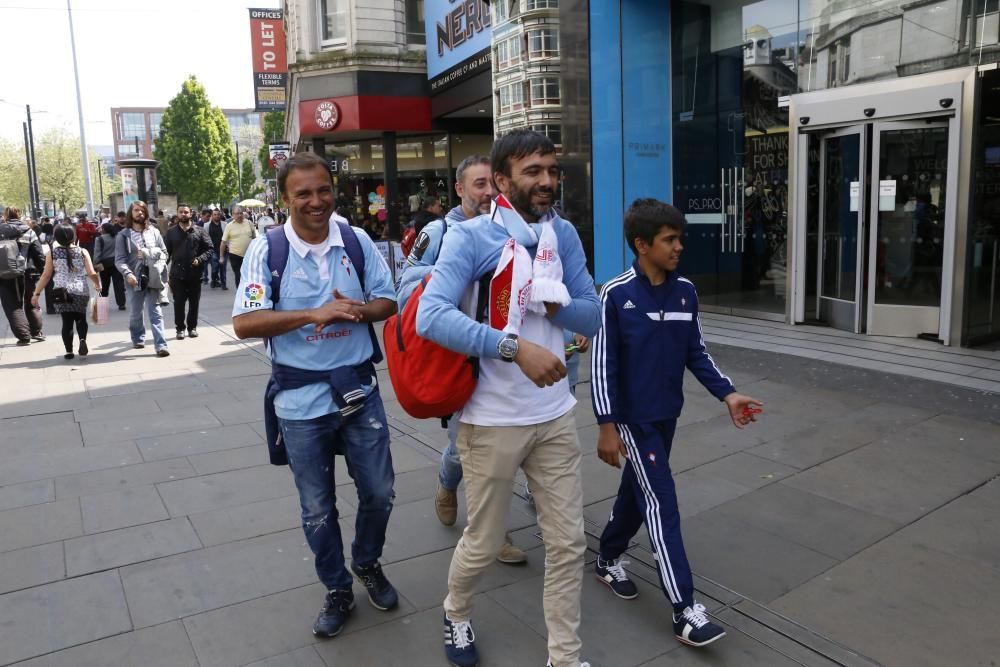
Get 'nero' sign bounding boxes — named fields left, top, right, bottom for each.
left=425, top=0, right=491, bottom=90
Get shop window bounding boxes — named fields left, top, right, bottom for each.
left=529, top=77, right=560, bottom=106
left=319, top=0, right=347, bottom=46
left=117, top=112, right=146, bottom=142
left=498, top=82, right=526, bottom=114
left=524, top=0, right=558, bottom=10
left=405, top=0, right=424, bottom=45
left=531, top=124, right=561, bottom=146
left=527, top=27, right=559, bottom=59
left=496, top=35, right=522, bottom=70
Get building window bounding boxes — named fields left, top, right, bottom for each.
left=527, top=27, right=559, bottom=59
left=117, top=112, right=146, bottom=142
left=496, top=35, right=522, bottom=70
left=524, top=0, right=557, bottom=10
left=117, top=143, right=140, bottom=158
left=406, top=0, right=424, bottom=44
left=498, top=82, right=526, bottom=114
left=319, top=0, right=347, bottom=46
left=531, top=123, right=561, bottom=146
left=493, top=0, right=508, bottom=23
left=149, top=113, right=163, bottom=139
left=529, top=77, right=560, bottom=105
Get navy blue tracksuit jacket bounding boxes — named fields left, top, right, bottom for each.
left=591, top=262, right=736, bottom=611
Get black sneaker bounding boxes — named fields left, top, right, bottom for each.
left=31, top=333, right=45, bottom=342
left=188, top=329, right=199, bottom=338
left=176, top=330, right=185, bottom=340
left=350, top=561, right=398, bottom=611
left=64, top=352, right=74, bottom=360
left=595, top=556, right=639, bottom=600
left=157, top=349, right=170, bottom=358
left=313, top=589, right=355, bottom=638
left=16, top=339, right=30, bottom=346
left=673, top=603, right=726, bottom=647
left=443, top=614, right=479, bottom=667
left=78, top=340, right=88, bottom=357
left=133, top=342, right=145, bottom=349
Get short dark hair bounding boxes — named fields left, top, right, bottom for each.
left=115, top=211, right=125, bottom=217
left=277, top=152, right=332, bottom=195
left=490, top=129, right=556, bottom=178
left=201, top=207, right=212, bottom=214
left=456, top=154, right=490, bottom=184
left=176, top=203, right=191, bottom=211
left=623, top=198, right=686, bottom=254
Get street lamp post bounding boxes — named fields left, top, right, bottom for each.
left=25, top=106, right=41, bottom=218
left=96, top=157, right=104, bottom=205
left=236, top=140, right=243, bottom=200
left=22, top=122, right=37, bottom=214
left=66, top=0, right=94, bottom=217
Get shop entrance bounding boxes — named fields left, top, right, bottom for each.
left=815, top=121, right=950, bottom=337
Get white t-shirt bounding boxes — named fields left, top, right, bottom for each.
left=460, top=311, right=576, bottom=427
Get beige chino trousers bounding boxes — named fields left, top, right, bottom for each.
left=444, top=410, right=586, bottom=667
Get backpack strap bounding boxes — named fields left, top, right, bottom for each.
left=265, top=226, right=289, bottom=304
left=336, top=221, right=384, bottom=365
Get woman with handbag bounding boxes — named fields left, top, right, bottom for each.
left=30, top=223, right=100, bottom=360
left=94, top=222, right=126, bottom=310
left=114, top=200, right=170, bottom=357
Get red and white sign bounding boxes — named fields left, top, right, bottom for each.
left=248, top=8, right=287, bottom=111
left=315, top=101, right=341, bottom=131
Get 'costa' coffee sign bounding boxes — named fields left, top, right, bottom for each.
left=315, top=101, right=341, bottom=130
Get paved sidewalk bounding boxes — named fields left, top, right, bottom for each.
left=1, top=285, right=998, bottom=667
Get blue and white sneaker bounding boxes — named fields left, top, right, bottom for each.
left=673, top=603, right=726, bottom=647
left=546, top=660, right=592, bottom=666
left=444, top=614, right=479, bottom=667
left=595, top=556, right=639, bottom=600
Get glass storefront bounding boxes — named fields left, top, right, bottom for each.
left=321, top=133, right=492, bottom=236
left=968, top=68, right=1000, bottom=344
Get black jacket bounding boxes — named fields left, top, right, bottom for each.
left=164, top=223, right=212, bottom=281
left=0, top=220, right=45, bottom=276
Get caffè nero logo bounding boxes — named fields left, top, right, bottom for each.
left=315, top=101, right=340, bottom=130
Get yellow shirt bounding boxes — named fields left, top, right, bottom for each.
left=221, top=220, right=256, bottom=257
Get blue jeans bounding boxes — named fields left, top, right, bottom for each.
left=126, top=286, right=167, bottom=351
left=279, top=394, right=395, bottom=591
left=210, top=250, right=226, bottom=287
left=439, top=417, right=462, bottom=491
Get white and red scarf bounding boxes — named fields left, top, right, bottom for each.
left=487, top=194, right=571, bottom=334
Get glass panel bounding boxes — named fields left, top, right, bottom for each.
left=117, top=112, right=146, bottom=142
left=405, top=0, right=424, bottom=44
left=874, top=126, right=948, bottom=307
left=967, top=68, right=1000, bottom=343
left=821, top=134, right=861, bottom=301
left=320, top=0, right=347, bottom=44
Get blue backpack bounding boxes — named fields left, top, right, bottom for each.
left=264, top=221, right=383, bottom=363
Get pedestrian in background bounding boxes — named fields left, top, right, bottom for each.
left=164, top=203, right=212, bottom=340
left=31, top=223, right=100, bottom=360
left=93, top=222, right=126, bottom=311
left=207, top=209, right=227, bottom=289
left=1, top=207, right=45, bottom=345
left=115, top=200, right=170, bottom=357
left=219, top=205, right=255, bottom=285
left=75, top=214, right=98, bottom=258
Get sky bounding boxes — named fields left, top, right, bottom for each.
left=0, top=0, right=281, bottom=148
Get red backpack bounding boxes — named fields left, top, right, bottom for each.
left=383, top=275, right=478, bottom=419
left=400, top=227, right=417, bottom=257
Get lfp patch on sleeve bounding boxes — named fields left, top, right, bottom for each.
left=243, top=283, right=265, bottom=309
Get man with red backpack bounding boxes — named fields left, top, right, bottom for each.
left=416, top=131, right=601, bottom=667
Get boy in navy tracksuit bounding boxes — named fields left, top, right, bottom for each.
left=591, top=198, right=761, bottom=648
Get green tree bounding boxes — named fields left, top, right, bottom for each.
left=257, top=110, right=286, bottom=181
left=239, top=156, right=257, bottom=200
left=0, top=137, right=30, bottom=211
left=154, top=76, right=238, bottom=205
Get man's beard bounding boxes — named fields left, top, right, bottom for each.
left=507, top=181, right=553, bottom=221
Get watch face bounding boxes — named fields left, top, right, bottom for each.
left=499, top=337, right=518, bottom=359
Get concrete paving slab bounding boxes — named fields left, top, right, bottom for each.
left=80, top=406, right=221, bottom=445
left=745, top=421, right=883, bottom=470
left=183, top=581, right=417, bottom=667
left=54, top=457, right=197, bottom=500
left=0, top=542, right=65, bottom=595
left=156, top=465, right=295, bottom=517
left=0, top=498, right=82, bottom=553
left=136, top=423, right=263, bottom=462
left=771, top=536, right=1000, bottom=667
left=671, top=415, right=769, bottom=473
left=120, top=528, right=316, bottom=628
left=12, top=621, right=198, bottom=667
left=682, top=511, right=838, bottom=604
left=682, top=452, right=797, bottom=492
left=915, top=413, right=1000, bottom=463
left=0, top=441, right=142, bottom=486
left=205, top=399, right=265, bottom=426
left=673, top=467, right=755, bottom=519
left=783, top=432, right=1000, bottom=524
left=188, top=494, right=305, bottom=547
left=65, top=517, right=203, bottom=576
left=0, top=478, right=54, bottom=512
left=0, top=420, right=83, bottom=458
left=72, top=396, right=162, bottom=423
left=243, top=646, right=325, bottom=667
left=186, top=444, right=269, bottom=475
left=579, top=452, right=630, bottom=505
left=80, top=484, right=169, bottom=534
left=709, top=483, right=901, bottom=561
left=0, top=570, right=133, bottom=665
left=311, top=597, right=548, bottom=667
left=388, top=435, right=441, bottom=474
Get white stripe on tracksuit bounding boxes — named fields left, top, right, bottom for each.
left=591, top=269, right=636, bottom=418
left=616, top=424, right=683, bottom=605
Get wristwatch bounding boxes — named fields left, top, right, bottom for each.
left=497, top=333, right=519, bottom=362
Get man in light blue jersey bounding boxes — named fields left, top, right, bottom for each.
left=232, top=152, right=399, bottom=640
left=417, top=130, right=601, bottom=667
